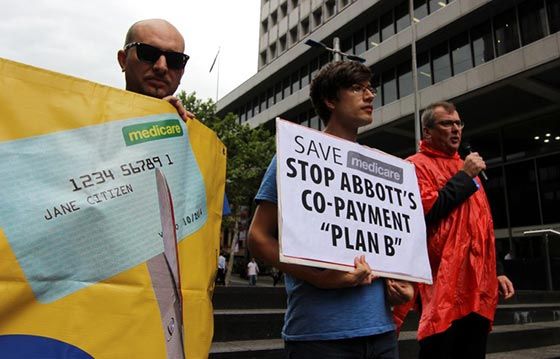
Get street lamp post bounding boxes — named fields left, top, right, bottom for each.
left=410, top=0, right=421, bottom=151
left=304, top=38, right=366, bottom=63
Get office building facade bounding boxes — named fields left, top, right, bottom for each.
left=217, top=0, right=560, bottom=289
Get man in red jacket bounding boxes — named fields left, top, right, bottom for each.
left=405, top=101, right=514, bottom=359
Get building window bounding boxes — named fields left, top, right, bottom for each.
left=417, top=52, right=432, bottom=89
left=313, top=8, right=323, bottom=28
left=289, top=27, right=298, bottom=46
left=367, top=20, right=380, bottom=48
left=494, top=9, right=520, bottom=56
left=548, top=0, right=560, bottom=33
left=519, top=0, right=547, bottom=46
left=382, top=69, right=397, bottom=105
left=309, top=111, right=322, bottom=130
left=414, top=0, right=428, bottom=21
left=319, top=52, right=330, bottom=68
left=506, top=160, right=541, bottom=226
left=280, top=2, right=288, bottom=18
left=271, top=10, right=278, bottom=26
left=291, top=70, right=301, bottom=92
left=260, top=51, right=267, bottom=66
left=290, top=0, right=299, bottom=11
left=299, top=112, right=309, bottom=127
left=341, top=35, right=352, bottom=53
left=380, top=10, right=395, bottom=41
left=397, top=61, right=413, bottom=98
left=270, top=42, right=277, bottom=59
left=246, top=103, right=252, bottom=120
left=353, top=29, right=366, bottom=54
left=253, top=98, right=260, bottom=116
left=262, top=19, right=269, bottom=33
left=372, top=73, right=381, bottom=109
left=283, top=76, right=292, bottom=98
left=450, top=32, right=473, bottom=75
left=325, top=0, right=336, bottom=18
left=339, top=0, right=350, bottom=9
left=538, top=153, right=560, bottom=224
left=395, top=1, right=410, bottom=33
left=428, top=0, right=447, bottom=14
left=431, top=42, right=451, bottom=83
left=310, top=58, right=319, bottom=80
left=267, top=87, right=274, bottom=107
left=275, top=82, right=283, bottom=103
left=260, top=93, right=267, bottom=112
left=240, top=106, right=246, bottom=122
left=300, top=64, right=310, bottom=88
left=279, top=35, right=287, bottom=53
left=471, top=21, right=494, bottom=66
left=301, top=17, right=310, bottom=36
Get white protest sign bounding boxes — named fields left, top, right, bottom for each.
left=277, top=118, right=432, bottom=284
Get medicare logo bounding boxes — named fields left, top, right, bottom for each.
left=122, top=119, right=183, bottom=146
left=347, top=151, right=403, bottom=184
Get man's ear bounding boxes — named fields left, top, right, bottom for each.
left=422, top=126, right=431, bottom=141
left=324, top=98, right=336, bottom=111
left=117, top=50, right=127, bottom=72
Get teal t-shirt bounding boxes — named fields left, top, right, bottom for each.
left=255, top=156, right=395, bottom=341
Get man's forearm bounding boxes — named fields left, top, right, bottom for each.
left=426, top=170, right=478, bottom=223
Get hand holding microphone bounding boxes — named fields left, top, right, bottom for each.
left=462, top=144, right=488, bottom=180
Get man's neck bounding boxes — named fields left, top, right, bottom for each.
left=323, top=118, right=358, bottom=142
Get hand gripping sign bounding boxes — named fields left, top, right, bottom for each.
left=0, top=58, right=226, bottom=358
left=277, top=119, right=432, bottom=283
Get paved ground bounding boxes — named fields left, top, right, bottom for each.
left=487, top=344, right=560, bottom=358
left=222, top=273, right=283, bottom=287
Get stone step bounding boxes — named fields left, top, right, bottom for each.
left=213, top=309, right=285, bottom=342
left=209, top=322, right=560, bottom=359
left=213, top=304, right=560, bottom=341
left=213, top=286, right=286, bottom=310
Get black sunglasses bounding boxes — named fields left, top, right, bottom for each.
left=124, top=42, right=189, bottom=70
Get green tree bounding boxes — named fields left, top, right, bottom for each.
left=178, top=91, right=275, bottom=282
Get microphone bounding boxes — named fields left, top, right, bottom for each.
left=463, top=143, right=488, bottom=181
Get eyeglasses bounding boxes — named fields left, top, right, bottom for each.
left=350, top=83, right=377, bottom=97
left=124, top=42, right=189, bottom=70
left=433, top=119, right=465, bottom=129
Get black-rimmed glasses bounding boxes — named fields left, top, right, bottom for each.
left=124, top=42, right=189, bottom=70
left=434, top=120, right=465, bottom=129
left=350, top=83, right=377, bottom=97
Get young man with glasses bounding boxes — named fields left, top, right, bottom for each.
left=248, top=61, right=408, bottom=359
left=118, top=19, right=191, bottom=121
left=395, top=101, right=514, bottom=359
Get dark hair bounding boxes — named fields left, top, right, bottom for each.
left=310, top=61, right=372, bottom=125
left=421, top=101, right=456, bottom=129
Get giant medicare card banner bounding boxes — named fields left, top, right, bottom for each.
left=0, top=58, right=226, bottom=358
left=277, top=119, right=432, bottom=283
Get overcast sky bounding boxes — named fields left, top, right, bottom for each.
left=0, top=0, right=260, bottom=102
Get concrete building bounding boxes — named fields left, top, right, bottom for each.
left=217, top=0, right=560, bottom=290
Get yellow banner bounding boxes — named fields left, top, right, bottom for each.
left=0, top=58, right=225, bottom=358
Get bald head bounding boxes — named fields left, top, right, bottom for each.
left=124, top=19, right=184, bottom=51
left=118, top=19, right=186, bottom=98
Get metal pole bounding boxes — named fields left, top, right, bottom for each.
left=216, top=52, right=221, bottom=103
left=544, top=234, right=553, bottom=290
left=333, top=37, right=342, bottom=61
left=410, top=0, right=421, bottom=151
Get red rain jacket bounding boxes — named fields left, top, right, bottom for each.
left=395, top=141, right=498, bottom=341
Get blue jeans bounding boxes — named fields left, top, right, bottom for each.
left=249, top=275, right=257, bottom=285
left=285, top=330, right=398, bottom=359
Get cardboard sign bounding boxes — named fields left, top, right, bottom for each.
left=277, top=119, right=432, bottom=284
left=0, top=58, right=226, bottom=358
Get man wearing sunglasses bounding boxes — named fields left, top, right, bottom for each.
left=394, top=101, right=514, bottom=359
left=118, top=19, right=192, bottom=121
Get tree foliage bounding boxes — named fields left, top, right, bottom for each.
left=178, top=91, right=275, bottom=219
